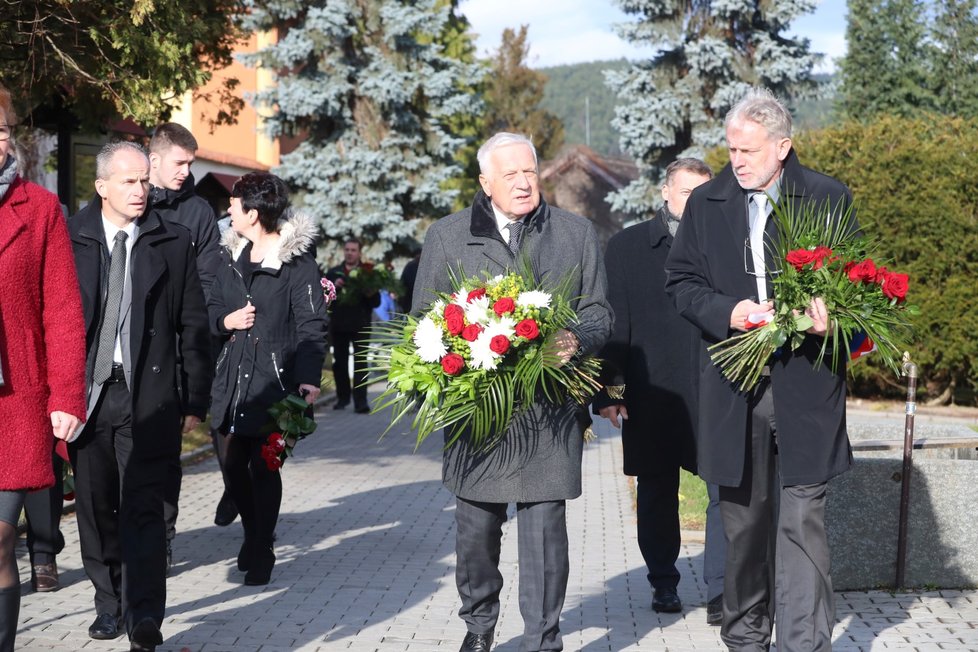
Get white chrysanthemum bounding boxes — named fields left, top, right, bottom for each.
left=468, top=317, right=516, bottom=370
left=450, top=287, right=470, bottom=308
left=463, top=295, right=491, bottom=325
left=491, top=274, right=505, bottom=283
left=431, top=299, right=446, bottom=316
left=413, top=317, right=448, bottom=363
left=517, top=290, right=552, bottom=309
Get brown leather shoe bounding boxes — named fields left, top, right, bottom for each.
left=32, top=563, right=59, bottom=592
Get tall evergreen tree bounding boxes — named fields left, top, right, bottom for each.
left=481, top=26, right=564, bottom=161
left=606, top=0, right=822, bottom=217
left=929, top=0, right=978, bottom=117
left=838, top=0, right=933, bottom=119
left=240, top=0, right=481, bottom=258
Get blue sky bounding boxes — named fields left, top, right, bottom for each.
left=457, top=0, right=848, bottom=73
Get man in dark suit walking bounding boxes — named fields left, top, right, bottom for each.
left=594, top=157, right=727, bottom=624
left=68, top=141, right=212, bottom=652
left=412, top=132, right=612, bottom=652
left=665, top=88, right=854, bottom=651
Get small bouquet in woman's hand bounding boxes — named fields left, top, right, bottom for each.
left=260, top=393, right=317, bottom=471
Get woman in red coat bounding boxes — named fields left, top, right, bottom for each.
left=0, top=85, right=87, bottom=652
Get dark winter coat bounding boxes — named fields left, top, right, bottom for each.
left=209, top=213, right=329, bottom=437
left=665, top=149, right=854, bottom=487
left=412, top=191, right=613, bottom=503
left=69, top=196, right=213, bottom=460
left=325, top=262, right=382, bottom=334
left=149, top=174, right=221, bottom=298
left=593, top=208, right=698, bottom=477
left=0, top=176, right=87, bottom=491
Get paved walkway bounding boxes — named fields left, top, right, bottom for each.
left=15, top=393, right=978, bottom=651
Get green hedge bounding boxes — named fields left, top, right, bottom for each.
left=708, top=115, right=978, bottom=403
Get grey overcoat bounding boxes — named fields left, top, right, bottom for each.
left=412, top=191, right=612, bottom=503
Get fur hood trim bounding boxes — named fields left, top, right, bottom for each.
left=221, top=210, right=317, bottom=271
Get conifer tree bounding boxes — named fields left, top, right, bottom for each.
left=606, top=0, right=821, bottom=217
left=240, top=0, right=481, bottom=258
left=838, top=0, right=933, bottom=119
left=929, top=0, right=978, bottom=117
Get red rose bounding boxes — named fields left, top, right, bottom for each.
left=811, top=246, right=834, bottom=270
left=444, top=304, right=464, bottom=319
left=461, top=323, right=483, bottom=341
left=266, top=455, right=283, bottom=471
left=445, top=313, right=465, bottom=336
left=489, top=335, right=510, bottom=355
left=441, top=353, right=465, bottom=376
left=466, top=288, right=487, bottom=303
left=873, top=265, right=889, bottom=284
left=880, top=271, right=909, bottom=302
left=515, top=318, right=540, bottom=340
left=493, top=297, right=516, bottom=316
left=785, top=248, right=817, bottom=271
left=267, top=432, right=286, bottom=452
left=847, top=259, right=877, bottom=284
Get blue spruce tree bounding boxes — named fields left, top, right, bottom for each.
left=240, top=0, right=481, bottom=258
left=606, top=0, right=822, bottom=217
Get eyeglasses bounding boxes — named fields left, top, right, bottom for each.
left=0, top=126, right=10, bottom=142
left=743, top=237, right=782, bottom=277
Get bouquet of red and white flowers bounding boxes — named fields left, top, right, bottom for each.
left=367, top=265, right=602, bottom=448
left=709, top=197, right=917, bottom=391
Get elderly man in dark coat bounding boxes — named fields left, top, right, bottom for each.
left=593, top=157, right=726, bottom=623
left=68, top=141, right=212, bottom=652
left=412, top=132, right=612, bottom=652
left=665, top=88, right=854, bottom=652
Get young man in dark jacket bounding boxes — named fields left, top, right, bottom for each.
left=147, top=123, right=227, bottom=562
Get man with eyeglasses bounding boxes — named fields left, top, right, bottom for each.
left=665, top=88, right=855, bottom=652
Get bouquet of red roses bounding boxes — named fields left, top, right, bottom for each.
left=260, top=393, right=318, bottom=471
left=366, top=264, right=602, bottom=448
left=708, top=197, right=917, bottom=391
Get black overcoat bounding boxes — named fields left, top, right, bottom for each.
left=665, top=150, right=854, bottom=487
left=69, top=198, right=212, bottom=459
left=208, top=213, right=329, bottom=437
left=593, top=209, right=698, bottom=477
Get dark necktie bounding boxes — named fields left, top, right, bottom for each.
left=93, top=231, right=129, bottom=384
left=505, top=220, right=523, bottom=256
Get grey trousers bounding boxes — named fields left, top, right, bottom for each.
left=455, top=497, right=569, bottom=652
left=719, top=381, right=834, bottom=652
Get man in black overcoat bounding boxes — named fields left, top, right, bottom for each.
left=593, top=157, right=726, bottom=623
left=665, top=88, right=854, bottom=652
left=68, top=141, right=212, bottom=652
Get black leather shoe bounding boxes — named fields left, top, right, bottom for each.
left=652, top=587, right=683, bottom=613
left=88, top=613, right=121, bottom=640
left=706, top=594, right=723, bottom=625
left=333, top=400, right=349, bottom=410
left=354, top=403, right=371, bottom=414
left=244, top=546, right=276, bottom=585
left=129, top=616, right=163, bottom=651
left=214, top=492, right=238, bottom=526
left=459, top=630, right=493, bottom=652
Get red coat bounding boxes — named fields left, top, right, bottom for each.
left=0, top=177, right=87, bottom=491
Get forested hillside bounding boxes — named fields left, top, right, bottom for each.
left=538, top=59, right=629, bottom=156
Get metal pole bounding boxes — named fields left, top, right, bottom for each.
left=895, top=352, right=917, bottom=588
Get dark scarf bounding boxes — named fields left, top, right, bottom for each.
left=660, top=204, right=681, bottom=237
left=0, top=156, right=17, bottom=202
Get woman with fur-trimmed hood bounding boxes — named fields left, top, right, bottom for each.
left=208, top=172, right=328, bottom=586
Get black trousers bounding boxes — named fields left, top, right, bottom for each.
left=455, top=497, right=568, bottom=652
left=24, top=450, right=65, bottom=566
left=223, top=435, right=282, bottom=549
left=163, top=458, right=181, bottom=543
left=704, top=481, right=727, bottom=603
left=635, top=470, right=681, bottom=591
left=70, top=382, right=168, bottom=635
left=330, top=330, right=369, bottom=407
left=719, top=380, right=834, bottom=652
